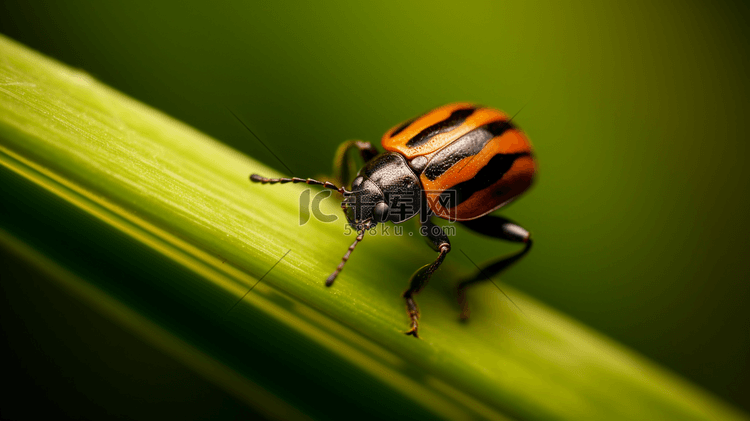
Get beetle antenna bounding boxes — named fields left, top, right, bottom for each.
left=250, top=174, right=351, bottom=195
left=326, top=229, right=366, bottom=286
left=228, top=108, right=295, bottom=175
left=508, top=101, right=530, bottom=123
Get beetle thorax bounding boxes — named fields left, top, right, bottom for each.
left=343, top=152, right=423, bottom=227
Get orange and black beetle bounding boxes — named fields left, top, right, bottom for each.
left=251, top=103, right=535, bottom=337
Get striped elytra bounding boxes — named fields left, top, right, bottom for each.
left=381, top=103, right=536, bottom=221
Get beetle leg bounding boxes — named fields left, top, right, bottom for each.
left=332, top=140, right=379, bottom=186
left=457, top=215, right=532, bottom=320
left=403, top=218, right=451, bottom=338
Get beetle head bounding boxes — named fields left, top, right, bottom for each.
left=341, top=175, right=392, bottom=231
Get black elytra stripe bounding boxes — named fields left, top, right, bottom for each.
left=390, top=117, right=417, bottom=138
left=423, top=120, right=515, bottom=181
left=438, top=152, right=530, bottom=207
left=405, top=107, right=477, bottom=148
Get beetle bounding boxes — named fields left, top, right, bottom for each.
left=250, top=103, right=535, bottom=338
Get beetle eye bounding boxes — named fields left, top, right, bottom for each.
left=351, top=176, right=364, bottom=190
left=373, top=202, right=389, bottom=222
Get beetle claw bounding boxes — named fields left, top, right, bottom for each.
left=404, top=327, right=420, bottom=338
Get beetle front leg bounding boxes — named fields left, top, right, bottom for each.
left=457, top=215, right=532, bottom=320
left=332, top=140, right=379, bottom=186
left=403, top=218, right=451, bottom=338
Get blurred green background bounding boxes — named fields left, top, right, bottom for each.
left=1, top=0, right=748, bottom=417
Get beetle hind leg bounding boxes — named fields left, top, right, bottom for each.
left=457, top=215, right=532, bottom=320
